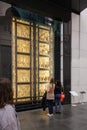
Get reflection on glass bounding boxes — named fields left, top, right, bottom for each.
left=17, top=70, right=30, bottom=82
left=17, top=23, right=30, bottom=38
left=18, top=84, right=30, bottom=97
left=39, top=29, right=49, bottom=42
left=39, top=43, right=49, bottom=55
left=17, top=55, right=30, bottom=68
left=17, top=39, right=30, bottom=53
left=39, top=70, right=50, bottom=82
left=39, top=57, right=49, bottom=68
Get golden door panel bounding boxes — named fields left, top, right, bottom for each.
left=17, top=23, right=30, bottom=38
left=39, top=57, right=49, bottom=68
left=17, top=39, right=30, bottom=53
left=39, top=70, right=50, bottom=82
left=39, top=83, right=48, bottom=96
left=17, top=55, right=30, bottom=68
left=39, top=43, right=49, bottom=55
left=39, top=29, right=49, bottom=42
left=17, top=70, right=30, bottom=83
left=18, top=84, right=30, bottom=98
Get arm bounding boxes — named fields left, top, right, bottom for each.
left=3, top=106, right=21, bottom=130
left=47, top=84, right=50, bottom=93
left=3, top=117, right=21, bottom=130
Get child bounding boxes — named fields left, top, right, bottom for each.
left=0, top=78, right=21, bottom=130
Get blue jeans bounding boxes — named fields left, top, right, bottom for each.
left=47, top=100, right=54, bottom=114
left=55, top=94, right=62, bottom=112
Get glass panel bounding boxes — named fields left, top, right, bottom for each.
left=17, top=70, right=30, bottom=83
left=17, top=39, right=30, bottom=53
left=17, top=55, right=30, bottom=68
left=39, top=43, right=49, bottom=55
left=39, top=70, right=50, bottom=82
left=17, top=23, right=30, bottom=38
left=39, top=57, right=49, bottom=68
left=18, top=84, right=30, bottom=97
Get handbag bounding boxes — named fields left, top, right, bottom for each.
left=60, top=92, right=65, bottom=102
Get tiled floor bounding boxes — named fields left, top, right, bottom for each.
left=18, top=103, right=87, bottom=130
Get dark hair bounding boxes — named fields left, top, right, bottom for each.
left=55, top=80, right=64, bottom=92
left=50, top=78, right=55, bottom=84
left=56, top=80, right=62, bottom=87
left=0, top=78, right=13, bottom=108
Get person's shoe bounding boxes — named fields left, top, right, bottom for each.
left=47, top=113, right=50, bottom=116
left=50, top=114, right=53, bottom=116
left=47, top=113, right=53, bottom=117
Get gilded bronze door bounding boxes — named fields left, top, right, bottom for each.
left=12, top=18, right=54, bottom=103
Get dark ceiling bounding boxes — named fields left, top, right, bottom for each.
left=1, top=0, right=87, bottom=21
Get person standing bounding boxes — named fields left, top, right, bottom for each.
left=46, top=78, right=55, bottom=117
left=0, top=78, right=21, bottom=130
left=54, top=80, right=63, bottom=113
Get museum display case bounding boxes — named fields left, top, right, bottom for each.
left=12, top=17, right=54, bottom=103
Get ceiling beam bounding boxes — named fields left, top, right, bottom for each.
left=0, top=0, right=71, bottom=21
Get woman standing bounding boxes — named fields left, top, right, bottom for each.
left=0, top=78, right=21, bottom=130
left=54, top=80, right=63, bottom=113
left=46, top=78, right=55, bottom=117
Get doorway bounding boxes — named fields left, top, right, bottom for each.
left=12, top=17, right=54, bottom=103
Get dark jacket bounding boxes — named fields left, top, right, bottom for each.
left=54, top=85, right=63, bottom=95
left=41, top=91, right=47, bottom=111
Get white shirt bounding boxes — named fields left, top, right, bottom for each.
left=0, top=104, right=21, bottom=130
left=46, top=83, right=55, bottom=100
